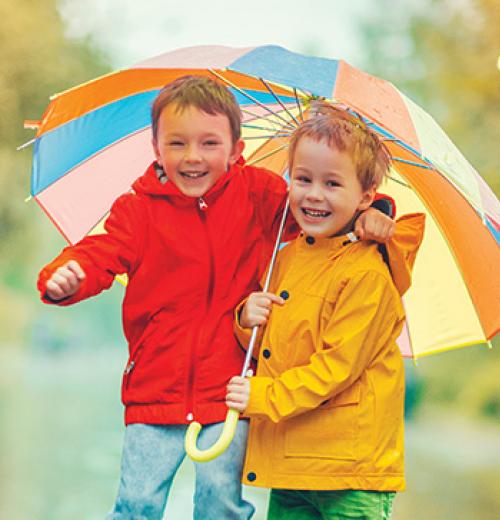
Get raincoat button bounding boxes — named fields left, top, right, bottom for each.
left=247, top=472, right=257, bottom=482
left=306, top=236, right=315, bottom=245
left=279, top=290, right=289, bottom=300
left=262, top=349, right=271, bottom=359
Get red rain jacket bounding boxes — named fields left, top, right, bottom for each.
left=37, top=159, right=393, bottom=426
left=38, top=160, right=292, bottom=425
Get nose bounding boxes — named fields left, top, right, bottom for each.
left=184, top=144, right=202, bottom=162
left=305, top=182, right=324, bottom=202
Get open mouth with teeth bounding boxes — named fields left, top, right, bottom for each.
left=301, top=207, right=332, bottom=218
left=180, top=171, right=208, bottom=179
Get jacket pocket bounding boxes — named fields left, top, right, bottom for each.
left=284, top=384, right=361, bottom=461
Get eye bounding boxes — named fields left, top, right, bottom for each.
left=204, top=139, right=220, bottom=146
left=168, top=140, right=184, bottom=147
left=294, top=175, right=311, bottom=183
left=326, top=179, right=341, bottom=188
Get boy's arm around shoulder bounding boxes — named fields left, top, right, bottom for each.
left=385, top=213, right=426, bottom=296
left=246, top=268, right=404, bottom=423
left=38, top=193, right=143, bottom=305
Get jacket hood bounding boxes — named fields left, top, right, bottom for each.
left=132, top=158, right=245, bottom=202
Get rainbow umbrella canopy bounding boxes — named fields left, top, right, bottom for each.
left=26, top=45, right=500, bottom=359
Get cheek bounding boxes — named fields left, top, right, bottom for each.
left=288, top=187, right=301, bottom=206
left=289, top=189, right=305, bottom=218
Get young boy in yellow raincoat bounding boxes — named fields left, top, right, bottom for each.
left=226, top=103, right=425, bottom=519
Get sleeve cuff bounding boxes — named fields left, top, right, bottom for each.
left=246, top=376, right=275, bottom=418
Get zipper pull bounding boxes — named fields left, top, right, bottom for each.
left=198, top=197, right=208, bottom=211
left=124, top=360, right=135, bottom=375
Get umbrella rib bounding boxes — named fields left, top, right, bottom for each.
left=244, top=134, right=291, bottom=140
left=242, top=123, right=292, bottom=133
left=367, top=123, right=434, bottom=168
left=209, top=69, right=296, bottom=131
left=260, top=78, right=300, bottom=126
left=293, top=88, right=304, bottom=121
left=247, top=143, right=289, bottom=166
left=17, top=138, right=36, bottom=151
left=392, top=157, right=433, bottom=170
left=241, top=108, right=281, bottom=127
left=241, top=108, right=295, bottom=131
left=387, top=174, right=412, bottom=188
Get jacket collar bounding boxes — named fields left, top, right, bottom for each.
left=296, top=231, right=359, bottom=261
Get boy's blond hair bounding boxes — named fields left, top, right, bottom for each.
left=151, top=75, right=242, bottom=144
left=288, top=102, right=391, bottom=190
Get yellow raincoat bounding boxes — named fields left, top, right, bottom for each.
left=234, top=213, right=425, bottom=492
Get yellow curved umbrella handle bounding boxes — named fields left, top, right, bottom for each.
left=185, top=408, right=240, bottom=462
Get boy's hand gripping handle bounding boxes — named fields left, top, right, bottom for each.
left=184, top=199, right=289, bottom=463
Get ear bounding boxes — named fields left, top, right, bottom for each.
left=357, top=185, right=376, bottom=211
left=152, top=138, right=161, bottom=162
left=228, top=139, right=245, bottom=165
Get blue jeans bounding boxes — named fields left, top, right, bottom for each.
left=106, top=420, right=255, bottom=520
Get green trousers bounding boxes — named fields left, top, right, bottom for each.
left=267, top=489, right=396, bottom=520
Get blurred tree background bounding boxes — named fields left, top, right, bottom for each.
left=0, top=0, right=123, bottom=350
left=361, top=0, right=499, bottom=194
left=359, top=0, right=500, bottom=423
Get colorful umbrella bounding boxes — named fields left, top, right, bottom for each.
left=26, top=44, right=499, bottom=360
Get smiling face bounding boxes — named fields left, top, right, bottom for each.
left=153, top=103, right=244, bottom=198
left=290, top=136, right=375, bottom=238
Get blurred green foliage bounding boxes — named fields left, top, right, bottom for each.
left=407, top=338, right=500, bottom=421
left=0, top=0, right=109, bottom=277
left=360, top=0, right=500, bottom=195
left=0, top=0, right=113, bottom=345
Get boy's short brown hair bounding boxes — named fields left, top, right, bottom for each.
left=288, top=102, right=391, bottom=190
left=151, top=75, right=242, bottom=144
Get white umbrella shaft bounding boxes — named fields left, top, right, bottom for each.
left=241, top=197, right=289, bottom=376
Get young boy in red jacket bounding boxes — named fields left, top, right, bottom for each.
left=38, top=76, right=396, bottom=520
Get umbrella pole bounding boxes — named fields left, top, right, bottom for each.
left=185, top=198, right=290, bottom=463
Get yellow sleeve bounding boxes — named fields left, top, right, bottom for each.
left=245, top=270, right=404, bottom=423
left=385, top=213, right=426, bottom=296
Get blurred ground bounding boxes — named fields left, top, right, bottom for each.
left=1, top=346, right=500, bottom=519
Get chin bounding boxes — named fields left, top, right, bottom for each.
left=177, top=181, right=209, bottom=198
left=185, top=188, right=207, bottom=198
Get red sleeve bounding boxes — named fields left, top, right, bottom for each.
left=37, top=193, right=142, bottom=306
left=246, top=164, right=302, bottom=244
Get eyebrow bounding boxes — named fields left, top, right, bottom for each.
left=293, top=166, right=344, bottom=177
left=164, top=131, right=223, bottom=139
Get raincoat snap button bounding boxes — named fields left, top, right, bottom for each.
left=247, top=472, right=257, bottom=482
left=306, top=236, right=315, bottom=245
left=262, top=349, right=271, bottom=359
left=280, top=290, right=289, bottom=300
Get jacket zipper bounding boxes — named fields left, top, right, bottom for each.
left=186, top=197, right=215, bottom=421
left=123, top=345, right=144, bottom=390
